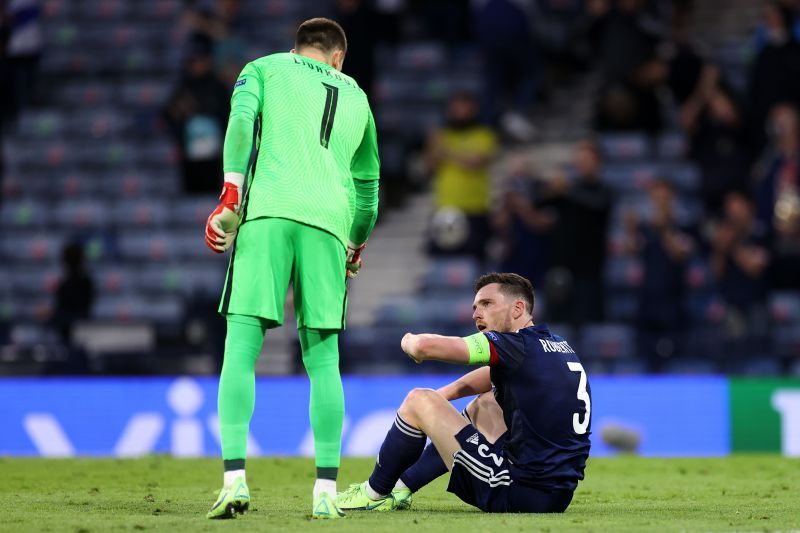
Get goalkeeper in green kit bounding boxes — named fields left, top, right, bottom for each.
left=203, top=18, right=379, bottom=520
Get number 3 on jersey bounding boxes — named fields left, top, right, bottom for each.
left=320, top=83, right=339, bottom=148
left=567, top=362, right=591, bottom=435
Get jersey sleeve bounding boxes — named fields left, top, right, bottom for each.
left=350, top=108, right=380, bottom=181
left=484, top=331, right=525, bottom=370
left=223, top=62, right=263, bottom=174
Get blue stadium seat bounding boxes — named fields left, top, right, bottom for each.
left=8, top=268, right=60, bottom=297
left=93, top=295, right=184, bottom=324
left=173, top=197, right=217, bottom=228
left=770, top=291, right=800, bottom=324
left=422, top=257, right=480, bottom=292
left=112, top=199, right=170, bottom=228
left=599, top=133, right=650, bottom=161
left=736, top=358, right=782, bottom=376
left=95, top=266, right=138, bottom=295
left=120, top=81, right=171, bottom=108
left=663, top=358, right=717, bottom=374
left=0, top=234, right=64, bottom=263
left=603, top=164, right=658, bottom=191
left=118, top=232, right=180, bottom=261
left=774, top=325, right=800, bottom=357
left=395, top=43, right=447, bottom=72
left=605, top=291, right=638, bottom=322
left=655, top=131, right=687, bottom=160
left=56, top=80, right=116, bottom=107
left=16, top=110, right=66, bottom=140
left=54, top=201, right=109, bottom=228
left=579, top=324, right=635, bottom=359
left=1, top=200, right=52, bottom=229
left=605, top=257, right=643, bottom=290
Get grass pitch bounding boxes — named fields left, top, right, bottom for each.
left=1, top=456, right=798, bottom=532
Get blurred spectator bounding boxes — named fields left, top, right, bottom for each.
left=162, top=39, right=229, bottom=194
left=1, top=0, right=43, bottom=124
left=624, top=180, right=695, bottom=371
left=542, top=140, right=613, bottom=325
left=710, top=192, right=771, bottom=358
left=334, top=0, right=378, bottom=103
left=409, top=0, right=472, bottom=45
left=425, top=92, right=498, bottom=260
left=754, top=103, right=800, bottom=289
left=748, top=1, right=800, bottom=150
left=52, top=243, right=95, bottom=348
left=752, top=0, right=800, bottom=53
left=686, top=83, right=752, bottom=215
left=182, top=0, right=247, bottom=86
left=494, top=156, right=555, bottom=288
left=473, top=0, right=540, bottom=141
left=587, top=0, right=667, bottom=133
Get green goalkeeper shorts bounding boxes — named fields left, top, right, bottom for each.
left=218, top=217, right=348, bottom=330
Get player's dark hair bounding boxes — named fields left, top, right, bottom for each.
left=474, top=273, right=535, bottom=314
left=296, top=17, right=347, bottom=54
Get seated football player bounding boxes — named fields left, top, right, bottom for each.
left=336, top=273, right=591, bottom=513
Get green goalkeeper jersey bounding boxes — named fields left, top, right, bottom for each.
left=223, top=52, right=380, bottom=248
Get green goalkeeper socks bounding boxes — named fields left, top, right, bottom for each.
left=299, top=328, right=345, bottom=473
left=218, top=315, right=266, bottom=462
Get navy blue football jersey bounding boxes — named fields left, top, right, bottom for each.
left=484, top=323, right=591, bottom=491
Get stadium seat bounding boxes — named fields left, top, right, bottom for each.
left=421, top=257, right=480, bottom=292
left=770, top=291, right=800, bottom=324
left=655, top=131, right=687, bottom=160
left=395, top=42, right=447, bottom=71
left=112, top=199, right=171, bottom=228
left=7, top=268, right=61, bottom=297
left=663, top=358, right=718, bottom=374
left=599, top=133, right=650, bottom=161
left=605, top=257, right=643, bottom=290
left=54, top=201, right=109, bottom=228
left=579, top=324, right=635, bottom=359
left=93, top=295, right=183, bottom=324
left=1, top=200, right=52, bottom=229
left=736, top=357, right=782, bottom=376
left=173, top=197, right=217, bottom=228
left=118, top=232, right=180, bottom=261
left=774, top=325, right=800, bottom=357
left=1, top=234, right=64, bottom=263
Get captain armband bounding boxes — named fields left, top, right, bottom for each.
left=463, top=332, right=491, bottom=365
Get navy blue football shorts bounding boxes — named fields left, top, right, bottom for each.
left=447, top=424, right=574, bottom=513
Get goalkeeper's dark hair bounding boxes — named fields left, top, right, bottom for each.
left=474, top=273, right=535, bottom=315
left=296, top=17, right=347, bottom=54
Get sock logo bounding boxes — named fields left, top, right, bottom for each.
left=465, top=433, right=480, bottom=446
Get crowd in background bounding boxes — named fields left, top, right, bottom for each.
left=0, top=0, right=798, bottom=373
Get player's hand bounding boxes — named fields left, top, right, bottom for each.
left=401, top=333, right=424, bottom=364
left=345, top=241, right=366, bottom=279
left=205, top=182, right=241, bottom=253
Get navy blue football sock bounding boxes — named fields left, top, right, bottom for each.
left=368, top=414, right=427, bottom=496
left=399, top=441, right=448, bottom=492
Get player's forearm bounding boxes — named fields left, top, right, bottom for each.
left=222, top=92, right=260, bottom=175
left=401, top=333, right=469, bottom=364
left=437, top=367, right=492, bottom=401
left=349, top=178, right=379, bottom=246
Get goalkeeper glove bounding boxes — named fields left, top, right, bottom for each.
left=205, top=182, right=241, bottom=253
left=346, top=241, right=366, bottom=279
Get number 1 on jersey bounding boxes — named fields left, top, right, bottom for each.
left=320, top=83, right=339, bottom=148
left=567, top=362, right=591, bottom=435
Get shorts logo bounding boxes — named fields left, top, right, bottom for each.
left=466, top=432, right=480, bottom=446
left=234, top=79, right=246, bottom=88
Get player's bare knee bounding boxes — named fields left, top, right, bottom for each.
left=399, top=388, right=436, bottom=421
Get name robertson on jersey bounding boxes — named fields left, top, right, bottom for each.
left=293, top=57, right=353, bottom=87
left=539, top=339, right=575, bottom=354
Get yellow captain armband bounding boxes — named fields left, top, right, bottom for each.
left=463, top=332, right=491, bottom=365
